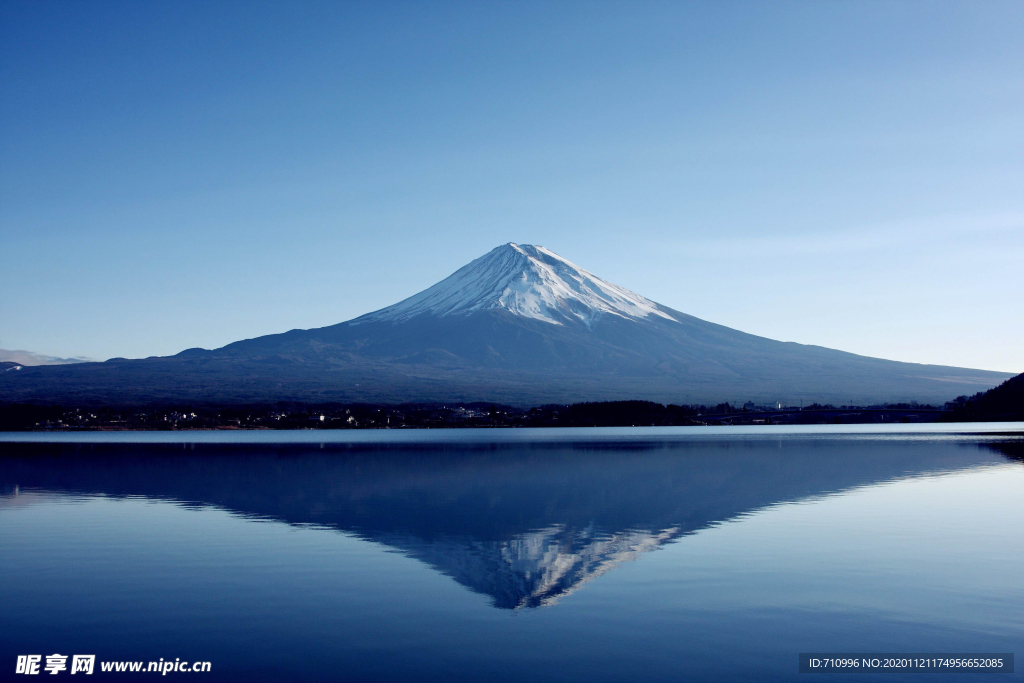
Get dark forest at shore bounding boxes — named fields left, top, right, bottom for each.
left=2, top=371, right=1020, bottom=431
left=0, top=399, right=991, bottom=431
left=4, top=368, right=1019, bottom=432
left=943, top=371, right=1024, bottom=423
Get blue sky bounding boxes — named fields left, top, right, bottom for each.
left=2, top=1, right=1021, bottom=372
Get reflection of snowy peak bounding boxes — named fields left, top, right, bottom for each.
left=387, top=525, right=683, bottom=609
left=3, top=441, right=1007, bottom=612
left=355, top=243, right=675, bottom=327
left=499, top=525, right=682, bottom=608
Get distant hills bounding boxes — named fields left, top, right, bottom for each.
left=0, top=348, right=92, bottom=366
left=0, top=243, right=1012, bottom=406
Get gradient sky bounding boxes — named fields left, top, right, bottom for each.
left=1, top=1, right=1021, bottom=372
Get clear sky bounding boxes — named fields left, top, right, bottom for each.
left=1, top=1, right=1021, bottom=372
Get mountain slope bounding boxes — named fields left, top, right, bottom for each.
left=0, top=243, right=1012, bottom=406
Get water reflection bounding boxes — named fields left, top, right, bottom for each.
left=0, top=437, right=1018, bottom=610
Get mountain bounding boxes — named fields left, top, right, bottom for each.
left=0, top=243, right=1012, bottom=406
left=0, top=348, right=93, bottom=366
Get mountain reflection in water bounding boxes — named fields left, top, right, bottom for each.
left=0, top=436, right=1018, bottom=610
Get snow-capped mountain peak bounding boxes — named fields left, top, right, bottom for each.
left=356, top=243, right=676, bottom=327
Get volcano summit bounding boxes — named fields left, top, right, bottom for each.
left=0, top=243, right=1010, bottom=406
left=357, top=243, right=674, bottom=327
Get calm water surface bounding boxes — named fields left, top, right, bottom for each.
left=1, top=425, right=1022, bottom=681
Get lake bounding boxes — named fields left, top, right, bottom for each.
left=1, top=425, right=1022, bottom=681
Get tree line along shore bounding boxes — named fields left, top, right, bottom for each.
left=1, top=391, right=1018, bottom=431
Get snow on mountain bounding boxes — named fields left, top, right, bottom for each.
left=355, top=243, right=676, bottom=327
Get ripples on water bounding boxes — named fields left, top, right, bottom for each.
left=1, top=426, right=1022, bottom=681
